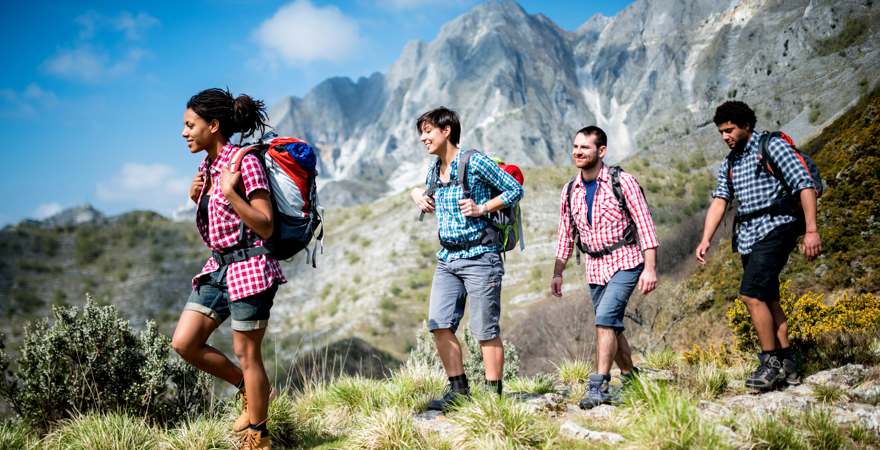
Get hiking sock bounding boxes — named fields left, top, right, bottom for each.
left=776, top=347, right=794, bottom=360
left=449, top=374, right=469, bottom=391
left=249, top=420, right=269, bottom=438
left=486, top=379, right=502, bottom=395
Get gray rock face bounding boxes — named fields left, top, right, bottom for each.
left=271, top=0, right=880, bottom=206
left=559, top=420, right=625, bottom=444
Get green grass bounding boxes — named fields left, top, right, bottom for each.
left=42, top=413, right=162, bottom=450
left=555, top=359, right=592, bottom=385
left=449, top=390, right=553, bottom=449
left=620, top=378, right=727, bottom=449
left=642, top=348, right=680, bottom=370
left=349, top=407, right=428, bottom=450
left=811, top=384, right=845, bottom=403
left=507, top=374, right=556, bottom=395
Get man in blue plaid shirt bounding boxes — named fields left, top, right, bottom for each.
left=696, top=101, right=821, bottom=391
left=410, top=107, right=524, bottom=411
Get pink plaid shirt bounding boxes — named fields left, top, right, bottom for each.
left=192, top=144, right=286, bottom=301
left=555, top=165, right=659, bottom=285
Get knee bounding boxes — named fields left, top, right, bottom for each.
left=739, top=295, right=761, bottom=307
left=171, top=337, right=193, bottom=360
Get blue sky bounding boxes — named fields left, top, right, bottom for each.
left=0, top=0, right=631, bottom=225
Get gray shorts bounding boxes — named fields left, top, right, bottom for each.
left=589, top=264, right=643, bottom=332
left=427, top=251, right=504, bottom=341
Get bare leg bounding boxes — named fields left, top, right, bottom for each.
left=614, top=333, right=634, bottom=372
left=596, top=326, right=617, bottom=374
left=233, top=328, right=269, bottom=424
left=172, top=310, right=241, bottom=385
left=740, top=295, right=778, bottom=351
left=767, top=300, right=790, bottom=349
left=432, top=329, right=465, bottom=376
left=480, top=337, right=504, bottom=380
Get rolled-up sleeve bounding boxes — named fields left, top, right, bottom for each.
left=767, top=136, right=815, bottom=193
left=473, top=152, right=524, bottom=206
left=555, top=183, right=574, bottom=262
left=620, top=173, right=659, bottom=251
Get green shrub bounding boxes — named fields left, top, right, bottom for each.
left=462, top=328, right=520, bottom=382
left=0, top=299, right=212, bottom=428
left=643, top=348, right=680, bottom=370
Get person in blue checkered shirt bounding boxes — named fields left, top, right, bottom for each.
left=696, top=101, right=821, bottom=392
left=409, top=107, right=523, bottom=412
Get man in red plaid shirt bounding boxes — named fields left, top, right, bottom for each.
left=551, top=126, right=659, bottom=409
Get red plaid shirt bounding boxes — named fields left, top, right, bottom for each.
left=555, top=165, right=659, bottom=285
left=192, top=144, right=286, bottom=301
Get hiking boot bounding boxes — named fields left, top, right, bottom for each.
left=620, top=366, right=641, bottom=390
left=239, top=428, right=270, bottom=450
left=426, top=382, right=470, bottom=413
left=233, top=388, right=277, bottom=433
left=579, top=374, right=612, bottom=410
left=745, top=353, right=785, bottom=391
left=779, top=353, right=801, bottom=386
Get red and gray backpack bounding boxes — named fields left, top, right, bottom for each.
left=726, top=130, right=824, bottom=251
left=221, top=133, right=324, bottom=267
left=421, top=149, right=525, bottom=253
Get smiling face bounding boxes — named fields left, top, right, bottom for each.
left=181, top=108, right=220, bottom=154
left=572, top=132, right=606, bottom=170
left=419, top=121, right=451, bottom=156
left=716, top=120, right=752, bottom=151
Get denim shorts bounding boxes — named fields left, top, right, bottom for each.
left=185, top=268, right=277, bottom=331
left=427, top=251, right=504, bottom=341
left=589, top=264, right=643, bottom=332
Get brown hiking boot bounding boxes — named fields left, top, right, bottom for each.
left=233, top=388, right=277, bottom=433
left=239, top=428, right=271, bottom=450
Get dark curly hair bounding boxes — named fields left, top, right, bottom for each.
left=713, top=101, right=756, bottom=131
left=186, top=88, right=269, bottom=141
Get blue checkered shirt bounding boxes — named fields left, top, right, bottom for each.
left=712, top=130, right=815, bottom=254
left=426, top=149, right=524, bottom=262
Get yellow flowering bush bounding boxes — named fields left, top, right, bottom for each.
left=727, top=282, right=880, bottom=368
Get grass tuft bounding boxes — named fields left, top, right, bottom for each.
left=349, top=407, right=427, bottom=450
left=554, top=359, right=592, bottom=385
left=450, top=390, right=552, bottom=449
left=42, top=413, right=161, bottom=450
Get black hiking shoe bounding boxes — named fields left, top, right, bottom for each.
left=745, top=353, right=785, bottom=391
left=779, top=353, right=801, bottom=386
left=579, top=374, right=612, bottom=410
left=426, top=382, right=470, bottom=413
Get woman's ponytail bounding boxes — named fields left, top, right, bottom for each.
left=233, top=94, right=269, bottom=140
left=187, top=88, right=269, bottom=141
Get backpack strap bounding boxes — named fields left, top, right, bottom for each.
left=458, top=149, right=477, bottom=199
left=418, top=159, right=442, bottom=222
left=564, top=175, right=588, bottom=265
left=757, top=131, right=791, bottom=192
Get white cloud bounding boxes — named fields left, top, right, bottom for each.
left=43, top=46, right=145, bottom=83
left=0, top=83, right=58, bottom=118
left=255, top=0, right=362, bottom=64
left=75, top=11, right=159, bottom=41
left=96, top=163, right=190, bottom=214
left=44, top=11, right=156, bottom=83
left=33, top=203, right=64, bottom=220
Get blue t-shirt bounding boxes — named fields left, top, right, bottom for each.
left=582, top=178, right=598, bottom=225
